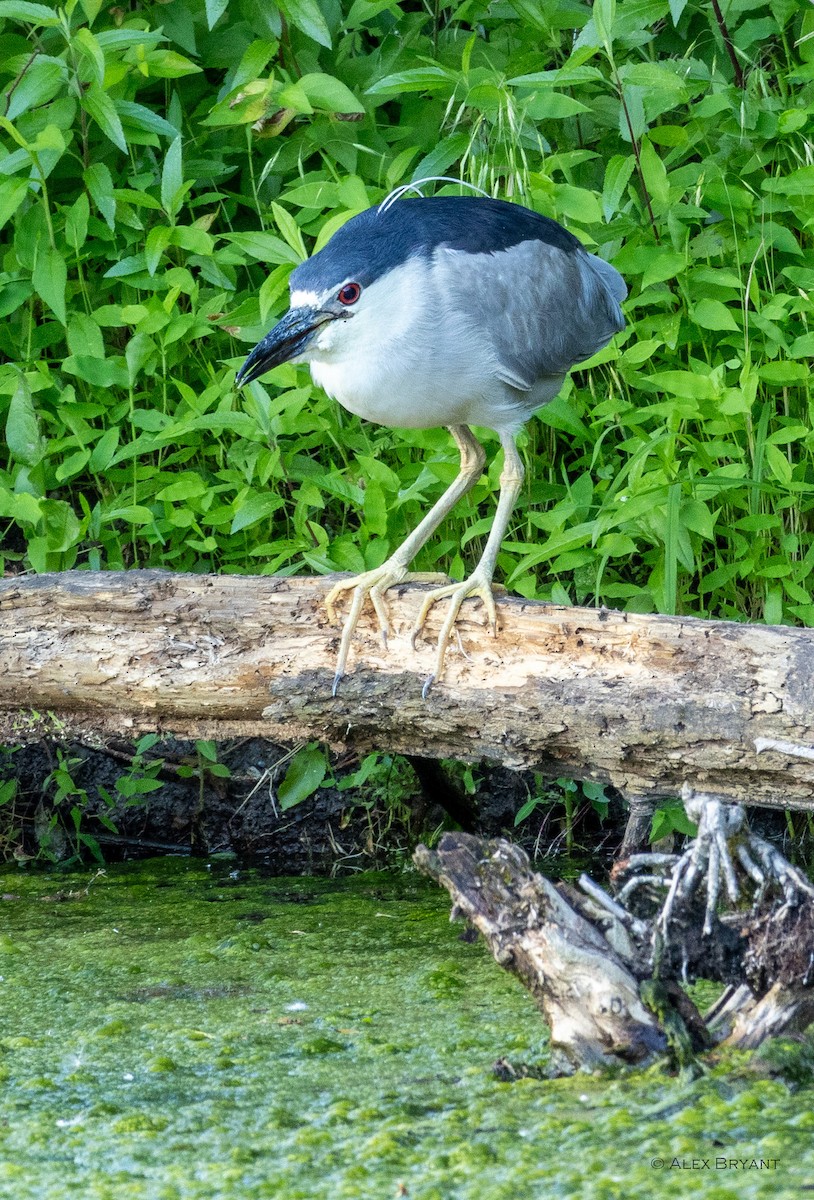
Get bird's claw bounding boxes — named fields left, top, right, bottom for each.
left=326, top=566, right=448, bottom=692
left=410, top=571, right=499, bottom=691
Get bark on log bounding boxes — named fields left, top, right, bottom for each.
left=1, top=568, right=814, bottom=812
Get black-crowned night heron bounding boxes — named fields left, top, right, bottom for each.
left=236, top=193, right=626, bottom=695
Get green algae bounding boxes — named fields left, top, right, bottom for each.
left=0, top=857, right=810, bottom=1199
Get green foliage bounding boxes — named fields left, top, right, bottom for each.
left=42, top=747, right=107, bottom=862
left=651, top=797, right=699, bottom=842
left=514, top=774, right=609, bottom=856
left=0, top=0, right=809, bottom=629
left=277, top=741, right=326, bottom=809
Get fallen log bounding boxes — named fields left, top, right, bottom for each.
left=1, top=568, right=814, bottom=812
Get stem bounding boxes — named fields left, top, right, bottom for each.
left=710, top=0, right=745, bottom=89
left=31, top=154, right=57, bottom=250
left=617, top=85, right=660, bottom=243
left=245, top=125, right=265, bottom=229
left=4, top=49, right=38, bottom=116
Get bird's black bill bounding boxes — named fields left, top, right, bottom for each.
left=235, top=306, right=329, bottom=387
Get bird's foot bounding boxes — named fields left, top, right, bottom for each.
left=410, top=569, right=501, bottom=697
left=326, top=565, right=448, bottom=695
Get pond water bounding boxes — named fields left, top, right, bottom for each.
left=0, top=857, right=810, bottom=1199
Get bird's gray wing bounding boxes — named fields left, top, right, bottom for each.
left=435, top=240, right=626, bottom=391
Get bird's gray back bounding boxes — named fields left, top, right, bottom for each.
left=432, top=238, right=626, bottom=392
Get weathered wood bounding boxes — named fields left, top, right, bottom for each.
left=415, top=830, right=814, bottom=1071
left=1, top=568, right=814, bottom=811
left=414, top=832, right=669, bottom=1071
left=707, top=983, right=814, bottom=1050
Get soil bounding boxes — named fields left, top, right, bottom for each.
left=0, top=737, right=799, bottom=873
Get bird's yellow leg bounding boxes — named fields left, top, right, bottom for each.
left=327, top=425, right=486, bottom=694
left=411, top=432, right=524, bottom=696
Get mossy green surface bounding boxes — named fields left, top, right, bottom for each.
left=0, top=859, right=810, bottom=1199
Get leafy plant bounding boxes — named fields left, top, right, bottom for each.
left=0, top=0, right=812, bottom=859
left=277, top=742, right=326, bottom=810
left=0, top=0, right=808, bottom=625
left=651, top=798, right=699, bottom=843
left=42, top=747, right=108, bottom=862
left=102, top=731, right=166, bottom=805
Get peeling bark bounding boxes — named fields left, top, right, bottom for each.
left=0, top=569, right=814, bottom=812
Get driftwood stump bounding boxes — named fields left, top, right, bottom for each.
left=1, top=569, right=814, bottom=813
left=414, top=834, right=668, bottom=1072
left=415, top=823, right=814, bottom=1073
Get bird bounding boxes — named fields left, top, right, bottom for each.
left=235, top=190, right=626, bottom=696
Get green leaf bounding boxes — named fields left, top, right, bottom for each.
left=524, top=91, right=591, bottom=119
left=62, top=356, right=128, bottom=387
left=641, top=249, right=685, bottom=289
left=65, top=193, right=89, bottom=251
left=648, top=371, right=719, bottom=400
left=283, top=180, right=340, bottom=209
left=638, top=137, right=668, bottom=213
left=790, top=333, right=814, bottom=360
left=225, top=231, right=301, bottom=265
left=115, top=100, right=179, bottom=139
left=691, top=298, right=739, bottom=332
left=161, top=134, right=183, bottom=218
left=0, top=177, right=28, bottom=232
left=89, top=428, right=119, bottom=470
left=146, top=225, right=172, bottom=275
left=204, top=0, right=229, bottom=28
left=72, top=27, right=105, bottom=87
left=593, top=0, right=616, bottom=49
left=155, top=474, right=206, bottom=502
left=104, top=505, right=155, bottom=525
left=620, top=62, right=687, bottom=94
left=4, top=58, right=65, bottom=121
left=763, top=166, right=814, bottom=196
left=278, top=745, right=327, bottom=810
left=95, top=28, right=164, bottom=51
left=6, top=375, right=45, bottom=467
left=367, top=67, right=454, bottom=96
left=231, top=492, right=284, bottom=533
left=514, top=796, right=541, bottom=826
left=55, top=449, right=91, bottom=482
left=103, top=253, right=147, bottom=278
left=142, top=49, right=202, bottom=79
left=410, top=133, right=470, bottom=182
left=278, top=0, right=331, bottom=47
left=297, top=72, right=364, bottom=113
left=82, top=83, right=127, bottom=152
left=271, top=203, right=307, bottom=261
left=651, top=801, right=697, bottom=842
left=32, top=246, right=67, bottom=325
left=84, top=163, right=116, bottom=229
left=0, top=1, right=60, bottom=24
left=759, top=361, right=808, bottom=386
left=602, top=154, right=636, bottom=221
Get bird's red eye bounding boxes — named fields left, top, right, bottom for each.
left=337, top=282, right=361, bottom=306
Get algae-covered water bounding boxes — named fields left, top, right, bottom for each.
left=0, top=858, right=811, bottom=1199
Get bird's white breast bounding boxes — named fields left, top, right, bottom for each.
left=301, top=254, right=557, bottom=434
